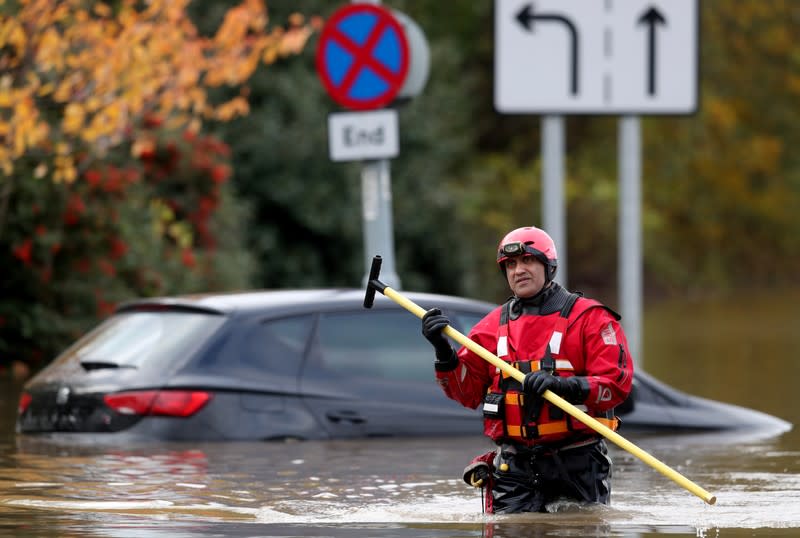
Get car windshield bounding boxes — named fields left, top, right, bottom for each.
left=62, top=310, right=226, bottom=370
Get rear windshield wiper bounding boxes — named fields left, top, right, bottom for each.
left=80, top=361, right=137, bottom=371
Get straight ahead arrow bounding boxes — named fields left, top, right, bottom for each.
left=638, top=6, right=667, bottom=96
left=515, top=4, right=579, bottom=96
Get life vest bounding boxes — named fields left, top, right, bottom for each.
left=481, top=292, right=620, bottom=446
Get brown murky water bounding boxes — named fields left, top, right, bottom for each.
left=1, top=292, right=798, bottom=537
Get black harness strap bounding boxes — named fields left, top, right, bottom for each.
left=519, top=293, right=581, bottom=433
left=560, top=292, right=580, bottom=319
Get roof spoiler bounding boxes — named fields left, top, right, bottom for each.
left=115, top=303, right=225, bottom=316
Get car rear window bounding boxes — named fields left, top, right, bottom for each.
left=57, top=310, right=226, bottom=370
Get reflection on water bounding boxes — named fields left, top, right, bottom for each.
left=1, top=290, right=799, bottom=537
left=1, top=429, right=799, bottom=537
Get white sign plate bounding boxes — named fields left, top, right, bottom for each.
left=328, top=109, right=399, bottom=162
left=495, top=0, right=699, bottom=114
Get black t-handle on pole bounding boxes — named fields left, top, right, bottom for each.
left=363, top=255, right=387, bottom=308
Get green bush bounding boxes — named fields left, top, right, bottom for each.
left=0, top=126, right=255, bottom=371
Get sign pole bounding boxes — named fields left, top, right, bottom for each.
left=541, top=115, right=567, bottom=286
left=317, top=1, right=413, bottom=290
left=496, top=1, right=698, bottom=367
left=361, top=158, right=401, bottom=289
left=618, top=115, right=643, bottom=365
left=354, top=0, right=400, bottom=289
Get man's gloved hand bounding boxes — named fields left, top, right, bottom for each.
left=422, top=308, right=458, bottom=371
left=523, top=370, right=588, bottom=403
left=422, top=307, right=450, bottom=348
left=462, top=461, right=490, bottom=488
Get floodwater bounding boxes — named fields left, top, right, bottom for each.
left=1, top=291, right=799, bottom=537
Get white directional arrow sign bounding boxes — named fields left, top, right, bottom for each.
left=495, top=0, right=698, bottom=115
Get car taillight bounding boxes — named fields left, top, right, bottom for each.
left=18, top=392, right=32, bottom=415
left=150, top=391, right=212, bottom=417
left=104, top=390, right=212, bottom=418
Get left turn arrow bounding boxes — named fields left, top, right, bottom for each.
left=515, top=3, right=580, bottom=96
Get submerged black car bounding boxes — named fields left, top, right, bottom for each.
left=16, top=289, right=791, bottom=442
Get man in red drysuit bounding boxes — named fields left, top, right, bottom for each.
left=421, top=226, right=634, bottom=513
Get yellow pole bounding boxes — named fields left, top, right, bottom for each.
left=381, top=286, right=717, bottom=505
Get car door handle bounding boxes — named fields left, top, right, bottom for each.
left=325, top=410, right=366, bottom=425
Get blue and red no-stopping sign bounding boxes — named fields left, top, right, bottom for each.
left=316, top=3, right=410, bottom=111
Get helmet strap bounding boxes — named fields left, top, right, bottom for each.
left=545, top=264, right=557, bottom=283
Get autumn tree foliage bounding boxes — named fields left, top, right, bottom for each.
left=639, top=1, right=800, bottom=291
left=0, top=0, right=316, bottom=176
left=0, top=0, right=317, bottom=369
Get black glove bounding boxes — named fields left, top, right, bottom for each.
left=522, top=370, right=588, bottom=403
left=421, top=308, right=458, bottom=371
left=462, top=461, right=490, bottom=488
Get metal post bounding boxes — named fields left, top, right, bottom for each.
left=618, top=116, right=642, bottom=366
left=356, top=0, right=401, bottom=290
left=541, top=115, right=567, bottom=286
left=361, top=159, right=401, bottom=289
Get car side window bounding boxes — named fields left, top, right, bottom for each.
left=251, top=315, right=313, bottom=375
left=201, top=315, right=312, bottom=378
left=315, top=310, right=433, bottom=382
left=451, top=311, right=486, bottom=335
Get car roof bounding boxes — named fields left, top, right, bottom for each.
left=116, top=288, right=498, bottom=316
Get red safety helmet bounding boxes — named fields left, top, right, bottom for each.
left=496, top=226, right=558, bottom=282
